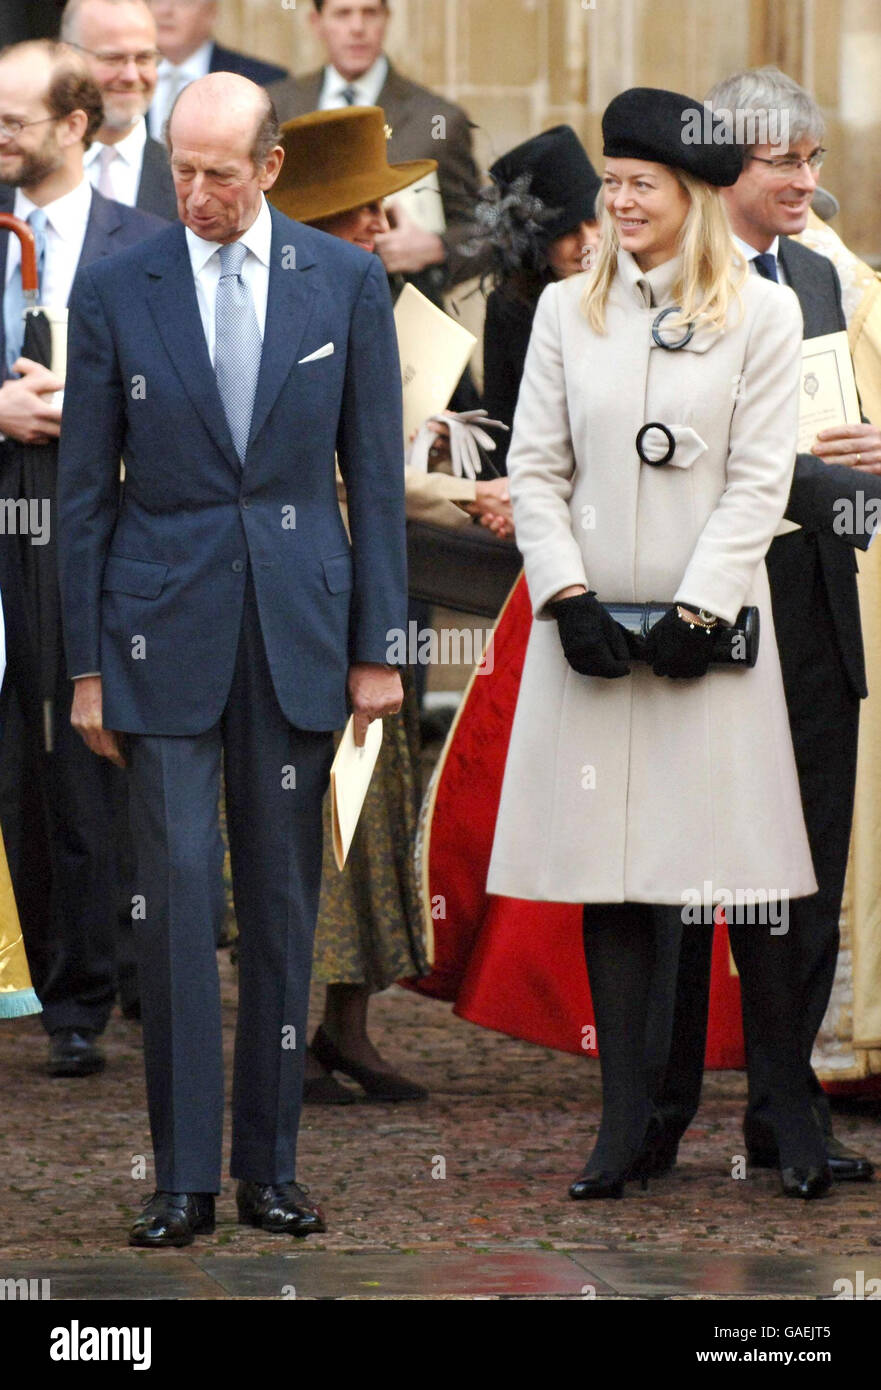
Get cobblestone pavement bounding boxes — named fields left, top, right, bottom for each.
left=2, top=951, right=880, bottom=1287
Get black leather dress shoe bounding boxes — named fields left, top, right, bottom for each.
left=47, top=1029, right=105, bottom=1078
left=129, top=1191, right=215, bottom=1247
left=747, top=1133, right=874, bottom=1182
left=780, top=1165, right=833, bottom=1200
left=236, top=1181, right=326, bottom=1236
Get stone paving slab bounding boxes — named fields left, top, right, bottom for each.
left=0, top=1255, right=225, bottom=1300
left=566, top=1250, right=881, bottom=1299
left=196, top=1249, right=604, bottom=1299
left=3, top=1250, right=876, bottom=1300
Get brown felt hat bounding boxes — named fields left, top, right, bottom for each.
left=270, top=106, right=437, bottom=223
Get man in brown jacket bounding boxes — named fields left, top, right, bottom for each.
left=269, top=0, right=481, bottom=294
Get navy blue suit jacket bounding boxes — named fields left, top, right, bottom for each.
left=0, top=184, right=165, bottom=381
left=57, top=206, right=407, bottom=736
left=208, top=42, right=288, bottom=87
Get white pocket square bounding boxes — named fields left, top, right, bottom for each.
left=298, top=342, right=334, bottom=364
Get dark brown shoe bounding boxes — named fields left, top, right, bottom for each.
left=311, top=1025, right=428, bottom=1102
left=129, top=1191, right=215, bottom=1248
left=236, top=1180, right=326, bottom=1236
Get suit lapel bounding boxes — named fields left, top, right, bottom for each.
left=247, top=208, right=318, bottom=451
left=77, top=188, right=125, bottom=273
left=778, top=237, right=832, bottom=339
left=376, top=63, right=414, bottom=134
left=143, top=224, right=241, bottom=471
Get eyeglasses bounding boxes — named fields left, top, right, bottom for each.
left=0, top=114, right=57, bottom=139
left=748, top=149, right=827, bottom=175
left=68, top=43, right=161, bottom=70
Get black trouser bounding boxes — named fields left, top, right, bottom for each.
left=654, top=533, right=859, bottom=1155
left=581, top=903, right=682, bottom=1175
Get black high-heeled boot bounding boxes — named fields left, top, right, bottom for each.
left=569, top=1115, right=662, bottom=1200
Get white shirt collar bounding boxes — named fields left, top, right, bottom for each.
left=157, top=38, right=213, bottom=83
left=322, top=53, right=388, bottom=107
left=84, top=118, right=148, bottom=170
left=13, top=176, right=93, bottom=242
left=185, top=193, right=273, bottom=277
left=734, top=233, right=781, bottom=263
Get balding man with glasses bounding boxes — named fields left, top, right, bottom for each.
left=60, top=0, right=176, bottom=220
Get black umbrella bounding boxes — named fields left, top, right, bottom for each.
left=0, top=211, right=63, bottom=751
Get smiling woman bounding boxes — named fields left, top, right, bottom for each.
left=485, top=85, right=829, bottom=1204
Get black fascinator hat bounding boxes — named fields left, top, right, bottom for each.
left=464, top=125, right=602, bottom=284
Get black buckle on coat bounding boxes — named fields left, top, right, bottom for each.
left=651, top=306, right=695, bottom=349
left=636, top=421, right=676, bottom=466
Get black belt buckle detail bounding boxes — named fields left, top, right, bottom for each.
left=636, top=421, right=676, bottom=466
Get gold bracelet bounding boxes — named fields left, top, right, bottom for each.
left=677, top=605, right=718, bottom=630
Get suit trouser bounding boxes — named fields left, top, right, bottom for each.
left=126, top=573, right=334, bottom=1191
left=653, top=533, right=859, bottom=1148
left=0, top=539, right=119, bottom=1036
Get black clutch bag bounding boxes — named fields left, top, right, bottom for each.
left=603, top=602, right=760, bottom=667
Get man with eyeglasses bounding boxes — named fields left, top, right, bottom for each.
left=146, top=0, right=288, bottom=140
left=60, top=0, right=176, bottom=221
left=0, top=40, right=164, bottom=1078
left=649, top=66, right=880, bottom=1189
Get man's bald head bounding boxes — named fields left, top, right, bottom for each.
left=165, top=73, right=283, bottom=244
left=167, top=71, right=278, bottom=168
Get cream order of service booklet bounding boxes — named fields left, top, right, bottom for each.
left=329, top=715, right=383, bottom=870
left=776, top=330, right=861, bottom=537
left=394, top=283, right=477, bottom=442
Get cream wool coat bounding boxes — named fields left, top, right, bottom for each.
left=487, top=250, right=818, bottom=906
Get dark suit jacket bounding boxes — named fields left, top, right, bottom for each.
left=136, top=136, right=177, bottom=222
left=209, top=41, right=288, bottom=87
left=269, top=61, right=481, bottom=285
left=773, top=235, right=881, bottom=698
left=0, top=183, right=165, bottom=382
left=57, top=209, right=407, bottom=737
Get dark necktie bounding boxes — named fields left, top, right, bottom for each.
left=753, top=251, right=779, bottom=283
left=341, top=84, right=358, bottom=105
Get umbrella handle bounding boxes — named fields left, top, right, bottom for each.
left=0, top=212, right=39, bottom=295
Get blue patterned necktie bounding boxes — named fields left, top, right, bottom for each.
left=214, top=240, right=262, bottom=464
left=4, top=207, right=47, bottom=372
left=753, top=251, right=779, bottom=283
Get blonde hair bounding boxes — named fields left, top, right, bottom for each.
left=582, top=168, right=746, bottom=335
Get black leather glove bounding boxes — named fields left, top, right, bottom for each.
left=645, top=606, right=715, bottom=679
left=550, top=590, right=631, bottom=679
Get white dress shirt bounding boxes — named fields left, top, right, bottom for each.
left=185, top=194, right=271, bottom=366
left=734, top=233, right=788, bottom=286
left=4, top=178, right=93, bottom=310
left=83, top=119, right=147, bottom=208
left=318, top=54, right=388, bottom=109
left=148, top=39, right=213, bottom=139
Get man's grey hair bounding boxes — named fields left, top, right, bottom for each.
left=60, top=0, right=154, bottom=44
left=706, top=66, right=825, bottom=148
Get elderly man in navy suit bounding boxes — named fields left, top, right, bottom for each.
left=0, top=40, right=164, bottom=1076
left=58, top=71, right=407, bottom=1247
